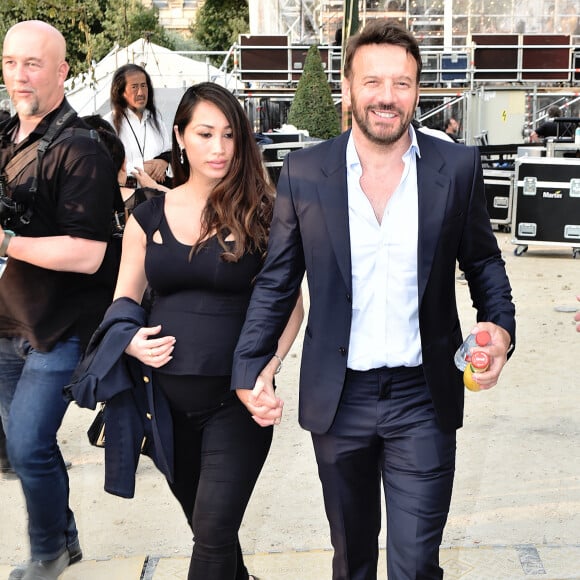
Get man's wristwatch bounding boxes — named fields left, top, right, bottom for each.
left=0, top=230, right=15, bottom=257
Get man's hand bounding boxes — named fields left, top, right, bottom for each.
left=236, top=373, right=283, bottom=427
left=464, top=322, right=512, bottom=390
left=143, top=159, right=168, bottom=183
left=575, top=296, right=580, bottom=332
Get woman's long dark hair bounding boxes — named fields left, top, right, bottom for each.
left=109, top=64, right=162, bottom=135
left=172, top=82, right=274, bottom=262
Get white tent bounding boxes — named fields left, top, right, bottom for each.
left=65, top=38, right=239, bottom=129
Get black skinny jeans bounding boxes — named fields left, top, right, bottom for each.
left=155, top=373, right=273, bottom=580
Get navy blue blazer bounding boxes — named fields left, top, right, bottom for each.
left=232, top=129, right=516, bottom=435
left=65, top=297, right=173, bottom=498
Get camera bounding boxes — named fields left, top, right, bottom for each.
left=0, top=175, right=29, bottom=229
left=124, top=175, right=137, bottom=189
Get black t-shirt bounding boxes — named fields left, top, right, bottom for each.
left=535, top=120, right=559, bottom=139
left=0, top=100, right=118, bottom=351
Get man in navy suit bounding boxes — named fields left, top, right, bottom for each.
left=232, top=20, right=515, bottom=580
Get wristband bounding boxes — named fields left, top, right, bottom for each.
left=0, top=230, right=15, bottom=257
left=272, top=353, right=283, bottom=375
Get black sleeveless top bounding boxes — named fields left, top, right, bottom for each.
left=132, top=195, right=264, bottom=376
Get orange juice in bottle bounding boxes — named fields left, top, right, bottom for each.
left=463, top=350, right=490, bottom=392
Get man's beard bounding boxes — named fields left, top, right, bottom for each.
left=130, top=102, right=147, bottom=114
left=11, top=93, right=39, bottom=117
left=351, top=99, right=412, bottom=146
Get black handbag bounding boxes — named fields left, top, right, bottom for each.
left=86, top=403, right=106, bottom=448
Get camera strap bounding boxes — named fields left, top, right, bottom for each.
left=3, top=100, right=97, bottom=225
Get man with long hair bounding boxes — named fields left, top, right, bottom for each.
left=104, top=64, right=172, bottom=187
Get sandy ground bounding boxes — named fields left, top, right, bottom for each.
left=1, top=231, right=580, bottom=569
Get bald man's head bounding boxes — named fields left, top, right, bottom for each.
left=5, top=20, right=67, bottom=61
left=2, top=20, right=69, bottom=122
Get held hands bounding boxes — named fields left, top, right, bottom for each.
left=236, top=371, right=284, bottom=428
left=575, top=296, right=580, bottom=332
left=465, top=322, right=512, bottom=390
left=125, top=324, right=176, bottom=368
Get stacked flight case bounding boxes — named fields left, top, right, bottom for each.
left=483, top=169, right=513, bottom=231
left=511, top=155, right=580, bottom=257
left=261, top=141, right=307, bottom=185
left=260, top=139, right=320, bottom=185
left=479, top=144, right=519, bottom=232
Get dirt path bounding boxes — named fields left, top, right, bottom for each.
left=1, top=232, right=579, bottom=567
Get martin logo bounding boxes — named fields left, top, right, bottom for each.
left=542, top=190, right=563, bottom=199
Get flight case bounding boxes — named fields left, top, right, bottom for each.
left=260, top=140, right=319, bottom=184
left=511, top=156, right=580, bottom=257
left=483, top=169, right=513, bottom=231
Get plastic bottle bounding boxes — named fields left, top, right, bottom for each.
left=463, top=350, right=490, bottom=392
left=453, top=330, right=491, bottom=371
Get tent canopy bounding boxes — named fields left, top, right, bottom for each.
left=65, top=38, right=238, bottom=128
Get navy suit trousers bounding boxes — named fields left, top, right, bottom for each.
left=311, top=365, right=456, bottom=580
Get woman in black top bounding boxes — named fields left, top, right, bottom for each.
left=113, top=83, right=303, bottom=580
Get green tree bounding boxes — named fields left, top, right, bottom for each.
left=0, top=0, right=104, bottom=79
left=191, top=0, right=249, bottom=68
left=287, top=45, right=340, bottom=140
left=95, top=0, right=174, bottom=59
left=0, top=0, right=173, bottom=82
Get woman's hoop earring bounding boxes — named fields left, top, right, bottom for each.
left=180, top=148, right=185, bottom=165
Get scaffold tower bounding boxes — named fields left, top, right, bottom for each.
left=249, top=0, right=345, bottom=45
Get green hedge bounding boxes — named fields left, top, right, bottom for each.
left=287, top=45, right=341, bottom=140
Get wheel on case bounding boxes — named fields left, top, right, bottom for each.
left=573, top=248, right=580, bottom=259
left=514, top=245, right=528, bottom=256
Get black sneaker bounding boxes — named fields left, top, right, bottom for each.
left=8, top=541, right=82, bottom=580
left=10, top=549, right=69, bottom=580
left=67, top=538, right=83, bottom=564
left=0, top=462, right=18, bottom=480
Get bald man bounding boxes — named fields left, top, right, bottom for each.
left=0, top=21, right=118, bottom=580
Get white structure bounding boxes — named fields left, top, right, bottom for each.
left=141, top=0, right=200, bottom=33
left=65, top=38, right=239, bottom=125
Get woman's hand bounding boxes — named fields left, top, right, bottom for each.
left=236, top=372, right=283, bottom=428
left=125, top=324, right=175, bottom=368
left=132, top=166, right=168, bottom=191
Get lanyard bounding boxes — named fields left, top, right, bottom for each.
left=123, top=111, right=146, bottom=159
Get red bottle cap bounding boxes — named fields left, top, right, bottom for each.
left=471, top=350, right=490, bottom=370
left=475, top=330, right=491, bottom=346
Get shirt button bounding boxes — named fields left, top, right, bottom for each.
left=339, top=347, right=347, bottom=356
left=346, top=293, right=352, bottom=303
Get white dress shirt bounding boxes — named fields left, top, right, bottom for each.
left=103, top=108, right=171, bottom=175
left=346, top=128, right=422, bottom=370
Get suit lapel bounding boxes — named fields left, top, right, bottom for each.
left=416, top=134, right=452, bottom=303
left=311, top=130, right=452, bottom=299
left=317, top=132, right=352, bottom=292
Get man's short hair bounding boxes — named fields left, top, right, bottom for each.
left=343, top=20, right=422, bottom=82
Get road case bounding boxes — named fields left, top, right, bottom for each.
left=511, top=157, right=580, bottom=257
left=261, top=141, right=307, bottom=184
left=261, top=140, right=319, bottom=185
left=483, top=169, right=513, bottom=231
